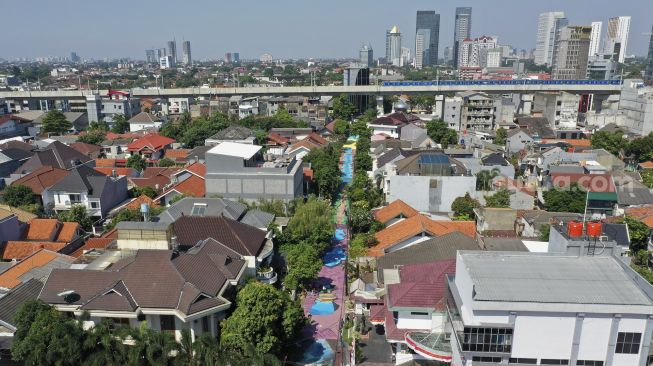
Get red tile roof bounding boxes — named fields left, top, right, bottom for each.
left=94, top=167, right=137, bottom=177
left=1, top=241, right=68, bottom=260
left=625, top=205, right=653, bottom=228
left=0, top=250, right=72, bottom=289
left=164, top=149, right=191, bottom=159
left=24, top=219, right=60, bottom=241
left=639, top=161, right=653, bottom=169
left=371, top=215, right=475, bottom=257
left=124, top=195, right=158, bottom=210
left=160, top=174, right=205, bottom=198
left=127, top=133, right=175, bottom=152
left=56, top=222, right=81, bottom=243
left=306, top=132, right=328, bottom=146
left=105, top=132, right=141, bottom=140
left=267, top=133, right=289, bottom=145
left=11, top=166, right=69, bottom=194
left=180, top=162, right=206, bottom=178
left=386, top=261, right=456, bottom=310
left=70, top=238, right=115, bottom=258
left=95, top=159, right=118, bottom=168
left=373, top=199, right=419, bottom=224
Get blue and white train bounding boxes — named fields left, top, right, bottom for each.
left=381, top=79, right=623, bottom=87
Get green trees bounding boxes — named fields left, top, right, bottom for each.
left=77, top=129, right=106, bottom=145
left=542, top=184, right=587, bottom=213
left=157, top=158, right=176, bottom=167
left=58, top=205, right=93, bottom=231
left=538, top=224, right=551, bottom=241
left=110, top=114, right=130, bottom=134
left=621, top=216, right=651, bottom=253
left=484, top=188, right=511, bottom=208
left=642, top=170, right=653, bottom=189
left=42, top=110, right=73, bottom=135
left=132, top=186, right=157, bottom=198
left=476, top=168, right=501, bottom=190
left=303, top=144, right=341, bottom=200
left=626, top=133, right=653, bottom=162
left=2, top=184, right=35, bottom=207
left=426, top=119, right=458, bottom=148
left=331, top=94, right=357, bottom=121
left=590, top=130, right=627, bottom=156
left=126, top=154, right=147, bottom=172
left=354, top=137, right=372, bottom=172
left=332, top=119, right=349, bottom=136
left=451, top=193, right=481, bottom=219
left=220, top=282, right=306, bottom=356
left=494, top=127, right=507, bottom=145
left=350, top=200, right=374, bottom=234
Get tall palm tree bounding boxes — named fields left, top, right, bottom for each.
left=82, top=320, right=129, bottom=366
left=144, top=328, right=179, bottom=366
left=476, top=168, right=501, bottom=191
left=236, top=343, right=282, bottom=366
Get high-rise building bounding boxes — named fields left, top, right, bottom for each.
left=401, top=47, right=411, bottom=67
left=415, top=10, right=440, bottom=67
left=182, top=41, right=192, bottom=66
left=453, top=7, right=472, bottom=68
left=145, top=49, right=156, bottom=64
left=70, top=52, right=80, bottom=63
left=386, top=26, right=402, bottom=67
left=535, top=11, right=567, bottom=66
left=458, top=36, right=498, bottom=68
left=359, top=44, right=373, bottom=67
left=589, top=22, right=603, bottom=57
left=224, top=52, right=232, bottom=64
left=343, top=65, right=370, bottom=113
left=167, top=40, right=177, bottom=63
left=233, top=53, right=240, bottom=63
left=160, top=55, right=175, bottom=69
left=157, top=48, right=167, bottom=59
left=604, top=16, right=631, bottom=63
left=552, top=26, right=592, bottom=80
left=646, top=25, right=653, bottom=80
left=260, top=53, right=273, bottom=63
left=443, top=46, right=452, bottom=64
left=415, top=30, right=429, bottom=69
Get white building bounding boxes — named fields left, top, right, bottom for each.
left=619, top=79, right=653, bottom=136
left=448, top=250, right=653, bottom=366
left=259, top=53, right=273, bottom=63
left=458, top=36, right=498, bottom=68
left=386, top=26, right=402, bottom=67
left=535, top=11, right=568, bottom=66
left=415, top=29, right=430, bottom=69
left=534, top=91, right=581, bottom=130
left=605, top=16, right=631, bottom=63
left=589, top=21, right=603, bottom=57
left=160, top=55, right=175, bottom=69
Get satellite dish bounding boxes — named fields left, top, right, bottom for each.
left=57, top=290, right=75, bottom=297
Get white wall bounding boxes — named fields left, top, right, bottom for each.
left=396, top=311, right=432, bottom=330
left=511, top=313, right=576, bottom=359
left=387, top=175, right=476, bottom=213
left=577, top=314, right=612, bottom=362
left=613, top=316, right=648, bottom=366
left=385, top=235, right=432, bottom=253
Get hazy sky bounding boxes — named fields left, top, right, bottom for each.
left=3, top=0, right=652, bottom=60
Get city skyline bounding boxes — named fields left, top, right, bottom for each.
left=1, top=0, right=652, bottom=61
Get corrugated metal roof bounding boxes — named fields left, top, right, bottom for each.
left=461, top=252, right=653, bottom=305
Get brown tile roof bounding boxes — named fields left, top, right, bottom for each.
left=159, top=174, right=205, bottom=198
left=127, top=133, right=175, bottom=152
left=55, top=222, right=81, bottom=243
left=181, top=162, right=206, bottom=178
left=639, top=161, right=653, bottom=169
left=371, top=215, right=475, bottom=256
left=625, top=205, right=653, bottom=228
left=289, top=138, right=320, bottom=153
left=141, top=166, right=179, bottom=179
left=386, top=260, right=456, bottom=310
left=70, top=238, right=115, bottom=258
left=94, top=167, right=137, bottom=177
left=372, top=199, right=419, bottom=224
left=123, top=195, right=158, bottom=211
left=267, top=133, right=289, bottom=145
left=0, top=250, right=73, bottom=289
left=1, top=241, right=68, bottom=260
left=164, top=149, right=191, bottom=159
left=95, top=159, right=118, bottom=168
left=306, top=132, right=328, bottom=146
left=11, top=166, right=69, bottom=194
left=0, top=205, right=37, bottom=223
left=39, top=249, right=244, bottom=316
left=69, top=142, right=102, bottom=155
left=172, top=216, right=267, bottom=256
left=24, top=219, right=60, bottom=241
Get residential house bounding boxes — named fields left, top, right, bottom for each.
left=456, top=153, right=515, bottom=178
left=368, top=112, right=421, bottom=138
left=506, top=129, right=534, bottom=154
left=516, top=211, right=581, bottom=238
left=0, top=279, right=46, bottom=353
left=0, top=140, right=35, bottom=184
left=204, top=126, right=256, bottom=146
left=264, top=133, right=290, bottom=156
left=184, top=146, right=213, bottom=164
left=127, top=133, right=175, bottom=161
left=128, top=112, right=165, bottom=132
left=459, top=91, right=497, bottom=132
left=163, top=148, right=191, bottom=164
left=0, top=250, right=74, bottom=291
left=268, top=128, right=313, bottom=142
left=372, top=199, right=419, bottom=227
left=99, top=132, right=140, bottom=159
left=156, top=197, right=247, bottom=223
left=128, top=166, right=178, bottom=195
left=205, top=142, right=304, bottom=202
left=287, top=133, right=328, bottom=159
left=384, top=151, right=476, bottom=213
left=0, top=218, right=84, bottom=261
left=474, top=207, right=518, bottom=235
left=11, top=165, right=70, bottom=209
left=39, top=249, right=246, bottom=342
left=14, top=140, right=94, bottom=174
left=48, top=166, right=128, bottom=218
left=32, top=112, right=88, bottom=133
left=70, top=142, right=103, bottom=159
left=172, top=215, right=273, bottom=273
left=370, top=214, right=475, bottom=256
left=0, top=115, right=32, bottom=138
left=156, top=162, right=206, bottom=206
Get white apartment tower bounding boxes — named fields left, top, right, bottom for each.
left=458, top=36, right=498, bottom=68
left=535, top=12, right=568, bottom=66
left=605, top=16, right=631, bottom=63
left=182, top=41, right=192, bottom=66
left=386, top=26, right=402, bottom=67
left=589, top=21, right=603, bottom=57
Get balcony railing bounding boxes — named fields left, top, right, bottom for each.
left=404, top=330, right=452, bottom=362
left=256, top=268, right=278, bottom=285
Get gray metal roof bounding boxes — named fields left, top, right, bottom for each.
left=0, top=279, right=44, bottom=326
left=157, top=197, right=247, bottom=223
left=460, top=252, right=653, bottom=305
left=482, top=237, right=528, bottom=252
left=240, top=209, right=275, bottom=229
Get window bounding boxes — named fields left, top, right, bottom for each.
left=509, top=358, right=537, bottom=364
left=190, top=203, right=207, bottom=216
left=90, top=201, right=99, bottom=209
left=107, top=317, right=130, bottom=330
left=410, top=312, right=429, bottom=316
left=69, top=194, right=82, bottom=203
left=615, top=332, right=641, bottom=354
left=160, top=315, right=176, bottom=334
left=461, top=327, right=513, bottom=353
left=201, top=316, right=210, bottom=333
left=577, top=361, right=604, bottom=366
left=541, top=360, right=569, bottom=365
left=473, top=356, right=502, bottom=363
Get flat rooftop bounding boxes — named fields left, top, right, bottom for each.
left=207, top=142, right=262, bottom=159
left=459, top=252, right=653, bottom=306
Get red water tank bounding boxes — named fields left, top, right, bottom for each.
left=568, top=221, right=583, bottom=237
left=587, top=222, right=602, bottom=238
